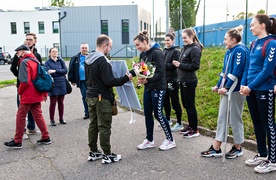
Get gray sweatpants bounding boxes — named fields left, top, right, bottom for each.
left=215, top=91, right=245, bottom=144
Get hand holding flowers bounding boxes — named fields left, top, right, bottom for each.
left=132, top=61, right=156, bottom=78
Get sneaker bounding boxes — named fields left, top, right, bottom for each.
left=83, top=114, right=89, bottom=119
left=245, top=154, right=267, bottom=166
left=23, top=133, right=29, bottom=140
left=254, top=160, right=276, bottom=173
left=225, top=145, right=243, bottom=159
left=102, top=153, right=122, bottom=164
left=88, top=151, right=104, bottom=161
left=4, top=139, right=22, bottom=149
left=201, top=145, right=222, bottom=157
left=183, top=130, right=200, bottom=138
left=37, top=138, right=51, bottom=145
left=158, top=120, right=173, bottom=127
left=179, top=126, right=191, bottom=135
left=137, top=139, right=156, bottom=150
left=171, top=122, right=183, bottom=132
left=159, top=139, right=176, bottom=151
left=50, top=120, right=56, bottom=126
left=59, top=119, right=67, bottom=124
left=27, top=129, right=41, bottom=135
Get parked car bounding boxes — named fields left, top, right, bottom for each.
left=0, top=52, right=12, bottom=65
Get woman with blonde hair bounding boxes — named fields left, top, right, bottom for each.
left=201, top=25, right=249, bottom=158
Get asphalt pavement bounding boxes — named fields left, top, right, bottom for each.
left=0, top=85, right=275, bottom=180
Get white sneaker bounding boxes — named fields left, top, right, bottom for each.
left=137, top=139, right=156, bottom=150
left=27, top=129, right=41, bottom=135
left=23, top=133, right=29, bottom=140
left=245, top=154, right=267, bottom=166
left=158, top=120, right=173, bottom=127
left=171, top=123, right=183, bottom=132
left=254, top=160, right=276, bottom=173
left=159, top=139, right=176, bottom=151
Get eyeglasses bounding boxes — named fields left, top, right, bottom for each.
left=106, top=44, right=112, bottom=50
left=25, top=39, right=34, bottom=41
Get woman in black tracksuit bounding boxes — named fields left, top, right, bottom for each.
left=173, top=28, right=204, bottom=138
left=163, top=33, right=183, bottom=132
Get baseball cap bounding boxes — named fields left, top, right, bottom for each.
left=14, top=44, right=30, bottom=51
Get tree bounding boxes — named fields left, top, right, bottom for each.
left=170, top=0, right=197, bottom=30
left=50, top=0, right=74, bottom=7
left=233, top=9, right=265, bottom=20
left=257, top=9, right=266, bottom=14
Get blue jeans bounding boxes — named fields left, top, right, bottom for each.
left=79, top=80, right=89, bottom=116
left=143, top=89, right=173, bottom=142
left=17, top=93, right=35, bottom=130
left=246, top=90, right=276, bottom=163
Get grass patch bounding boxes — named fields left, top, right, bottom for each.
left=122, top=47, right=255, bottom=140
left=0, top=79, right=16, bottom=88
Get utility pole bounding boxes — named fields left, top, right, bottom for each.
left=152, top=0, right=155, bottom=41
left=245, top=0, right=248, bottom=46
left=166, top=0, right=170, bottom=33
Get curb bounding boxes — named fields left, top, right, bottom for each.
left=119, top=102, right=258, bottom=153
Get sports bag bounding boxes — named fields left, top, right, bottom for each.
left=31, top=59, right=54, bottom=92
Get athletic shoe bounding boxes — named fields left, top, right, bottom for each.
left=27, top=129, right=41, bottom=135
left=245, top=154, right=267, bottom=166
left=158, top=120, right=172, bottom=127
left=50, top=120, right=56, bottom=126
left=4, top=139, right=22, bottom=149
left=179, top=126, right=191, bottom=135
left=23, top=133, right=29, bottom=140
left=137, top=139, right=156, bottom=150
left=59, top=119, right=67, bottom=124
left=183, top=130, right=200, bottom=138
left=37, top=138, right=51, bottom=145
left=254, top=160, right=276, bottom=173
left=159, top=139, right=176, bottom=151
left=83, top=114, right=89, bottom=119
left=201, top=145, right=222, bottom=157
left=171, top=123, right=183, bottom=132
left=88, top=151, right=104, bottom=161
left=102, top=153, right=122, bottom=164
left=225, top=145, right=243, bottom=159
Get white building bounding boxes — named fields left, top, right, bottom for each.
left=0, top=5, right=151, bottom=58
left=0, top=8, right=60, bottom=57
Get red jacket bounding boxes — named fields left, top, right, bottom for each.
left=18, top=53, right=47, bottom=104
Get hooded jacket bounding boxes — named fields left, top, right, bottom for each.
left=130, top=42, right=166, bottom=91
left=177, top=43, right=202, bottom=83
left=18, top=53, right=47, bottom=104
left=163, top=45, right=180, bottom=82
left=241, top=34, right=276, bottom=90
left=10, top=47, right=42, bottom=88
left=85, top=52, right=129, bottom=103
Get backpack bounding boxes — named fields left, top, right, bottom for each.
left=251, top=37, right=276, bottom=75
left=31, top=59, right=54, bottom=92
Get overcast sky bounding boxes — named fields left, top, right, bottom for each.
left=0, top=0, right=275, bottom=26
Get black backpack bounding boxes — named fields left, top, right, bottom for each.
left=31, top=58, right=54, bottom=92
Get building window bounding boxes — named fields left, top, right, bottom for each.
left=122, top=19, right=129, bottom=44
left=144, top=22, right=146, bottom=30
left=38, top=21, right=45, bottom=34
left=140, top=21, right=142, bottom=31
left=10, top=22, right=17, bottom=34
left=53, top=43, right=60, bottom=51
left=101, top=20, right=108, bottom=35
left=52, top=21, right=59, bottom=33
left=24, top=22, right=30, bottom=34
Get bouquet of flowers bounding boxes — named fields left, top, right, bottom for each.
left=132, top=61, right=156, bottom=78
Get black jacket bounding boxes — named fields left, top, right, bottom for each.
left=177, top=43, right=202, bottom=83
left=85, top=52, right=129, bottom=104
left=163, top=46, right=180, bottom=82
left=130, top=43, right=166, bottom=91
left=10, top=48, right=42, bottom=87
left=68, top=52, right=81, bottom=87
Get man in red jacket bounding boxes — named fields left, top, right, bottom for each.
left=4, top=44, right=51, bottom=149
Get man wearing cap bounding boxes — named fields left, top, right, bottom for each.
left=4, top=44, right=51, bottom=149
left=10, top=33, right=42, bottom=137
